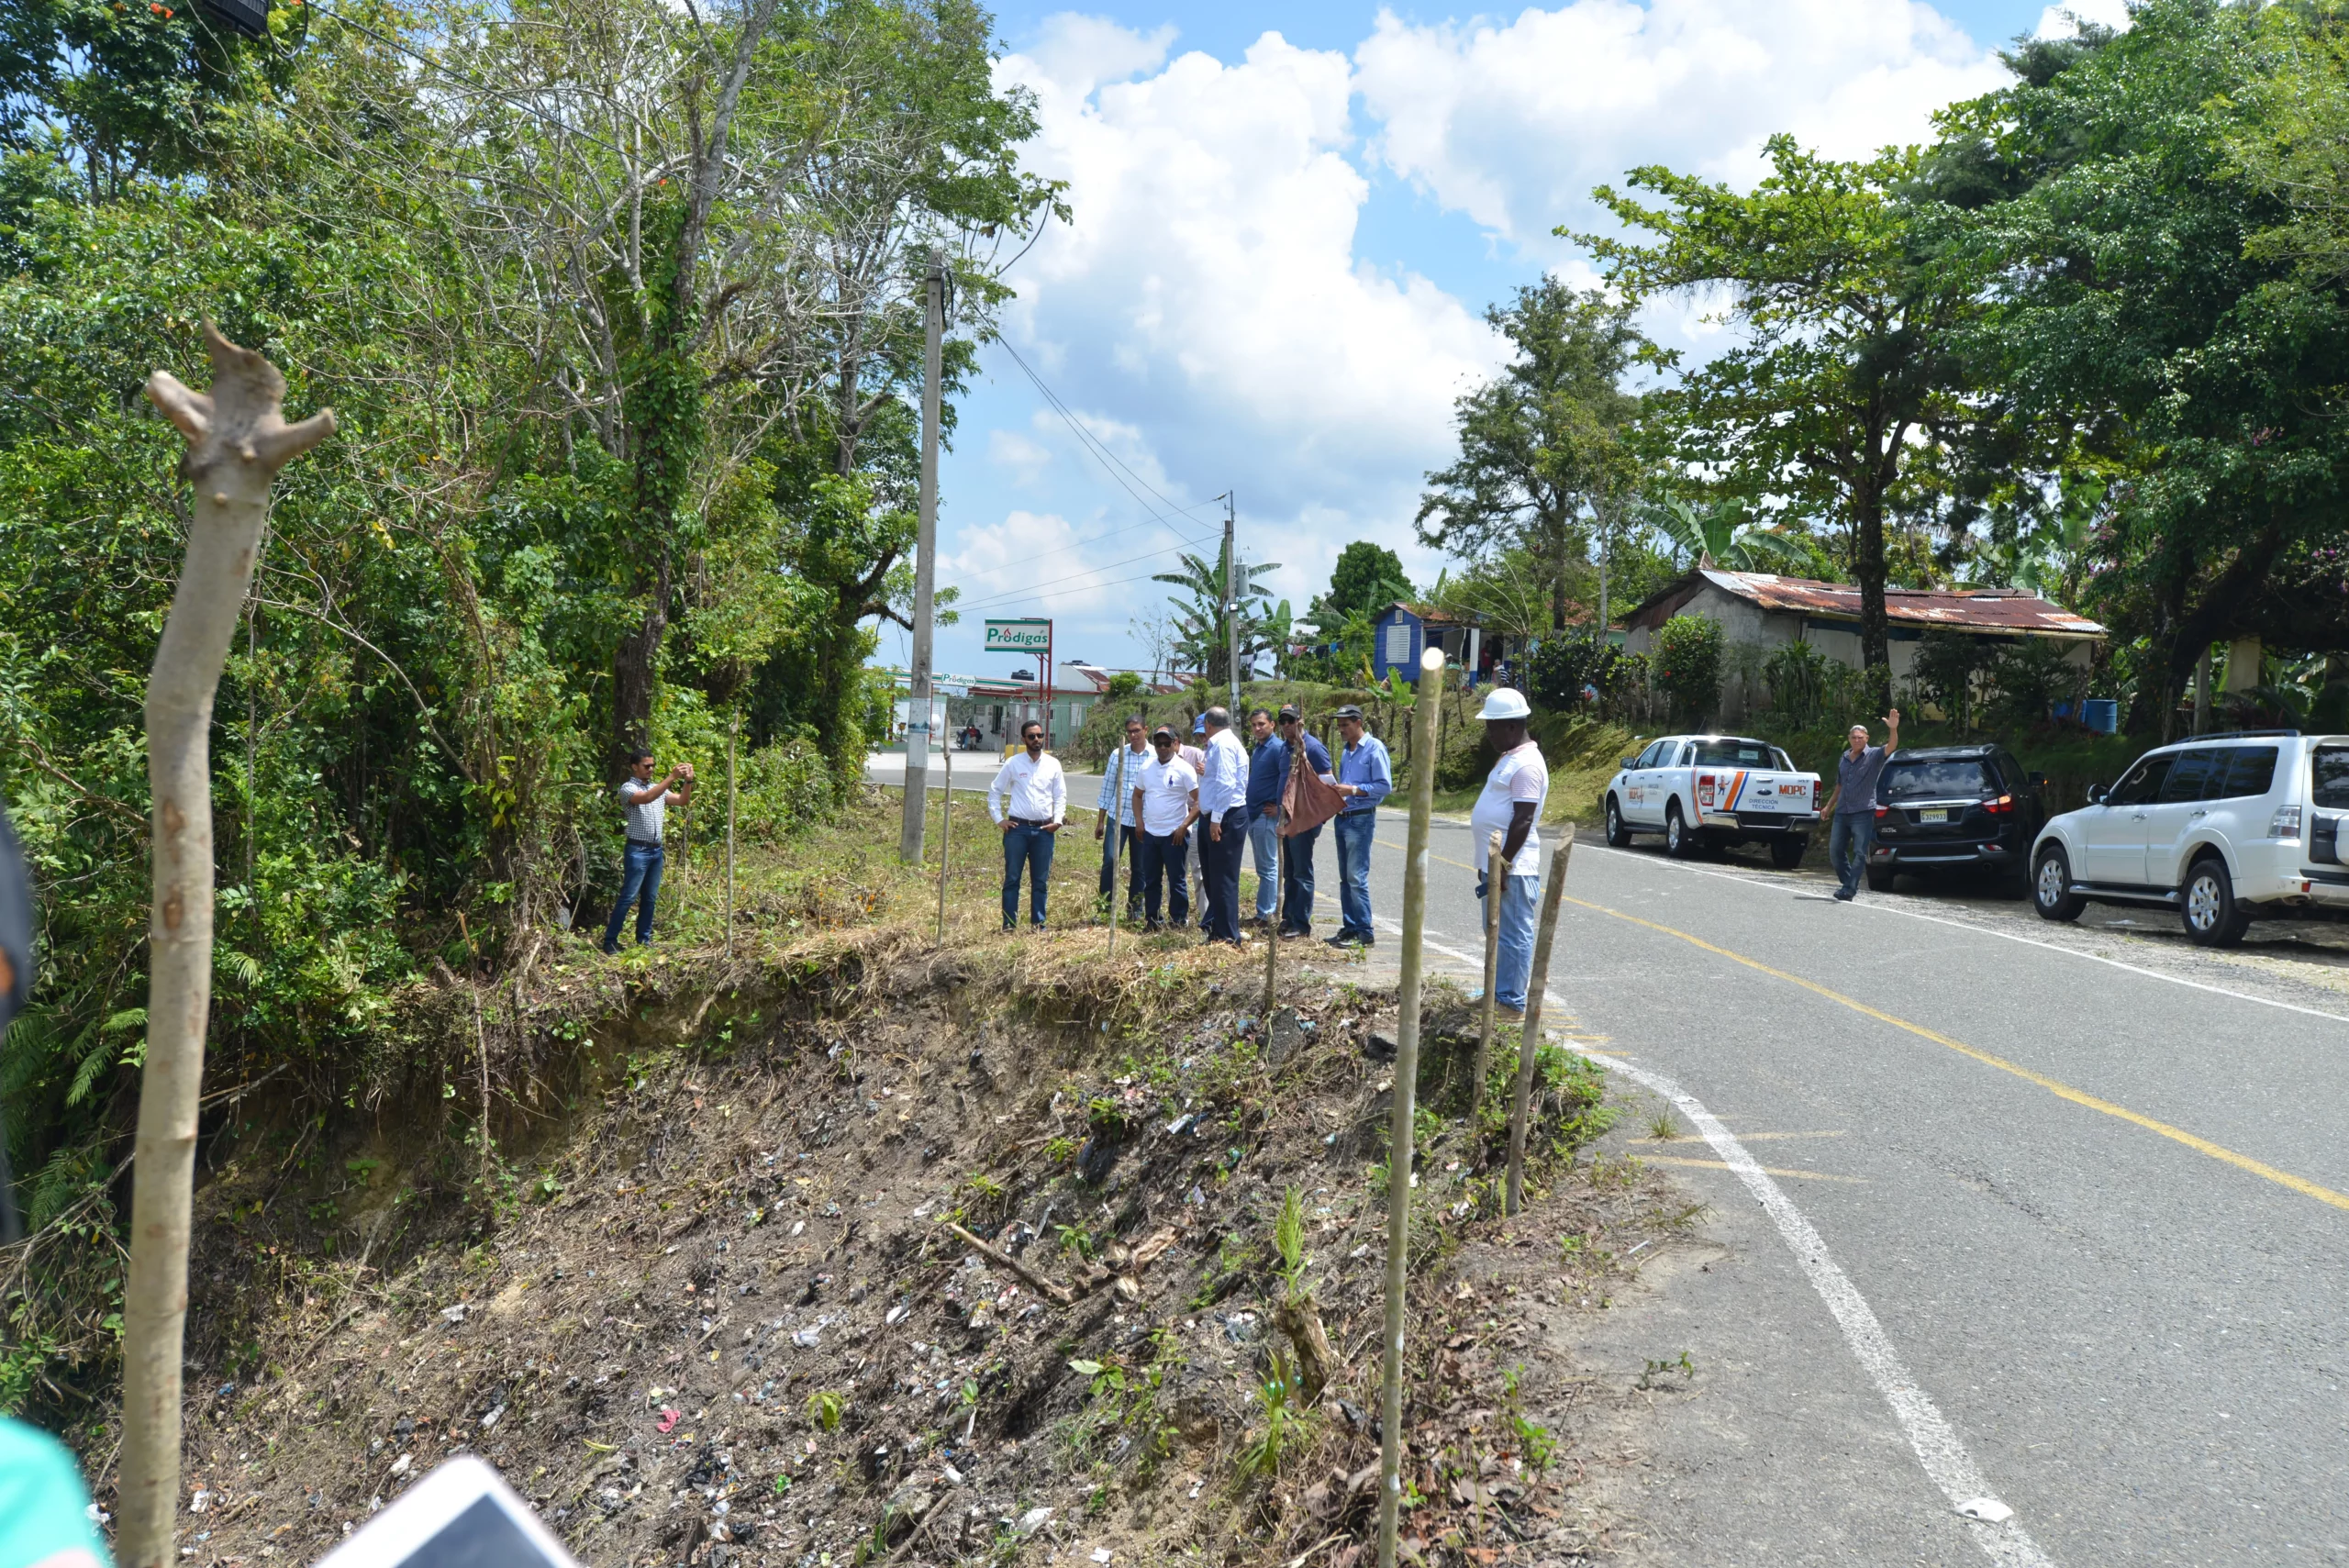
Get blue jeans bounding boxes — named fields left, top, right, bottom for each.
left=1248, top=812, right=1280, bottom=918
left=1002, top=822, right=1055, bottom=926
left=1138, top=829, right=1191, bottom=925
left=603, top=840, right=664, bottom=951
left=1829, top=812, right=1874, bottom=895
left=1475, top=871, right=1541, bottom=1011
left=1331, top=813, right=1375, bottom=940
left=1279, top=822, right=1320, bottom=931
left=1098, top=819, right=1140, bottom=911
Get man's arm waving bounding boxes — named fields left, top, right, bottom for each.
left=1882, top=706, right=1901, bottom=761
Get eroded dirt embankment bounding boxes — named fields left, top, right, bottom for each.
left=164, top=936, right=1689, bottom=1568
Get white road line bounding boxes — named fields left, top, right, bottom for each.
left=1585, top=1045, right=2055, bottom=1568
left=1583, top=841, right=2349, bottom=1028
left=1363, top=909, right=2054, bottom=1564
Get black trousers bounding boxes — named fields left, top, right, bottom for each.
left=1203, top=807, right=1247, bottom=942
left=1279, top=822, right=1320, bottom=931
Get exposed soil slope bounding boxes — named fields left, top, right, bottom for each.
left=161, top=930, right=1686, bottom=1568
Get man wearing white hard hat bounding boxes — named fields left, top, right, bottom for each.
left=1470, top=687, right=1548, bottom=1018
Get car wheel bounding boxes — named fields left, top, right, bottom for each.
left=2032, top=844, right=2085, bottom=922
left=2181, top=855, right=2250, bottom=948
left=1604, top=795, right=1632, bottom=848
left=1664, top=804, right=1697, bottom=859
left=1769, top=835, right=1807, bottom=871
left=1865, top=864, right=1897, bottom=893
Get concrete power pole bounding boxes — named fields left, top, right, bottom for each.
left=1223, top=493, right=1241, bottom=716
left=900, top=248, right=945, bottom=862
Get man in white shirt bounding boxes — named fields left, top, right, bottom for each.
left=987, top=718, right=1066, bottom=930
left=1194, top=706, right=1252, bottom=945
left=1470, top=689, right=1548, bottom=1018
left=603, top=749, right=694, bottom=953
left=1130, top=725, right=1200, bottom=929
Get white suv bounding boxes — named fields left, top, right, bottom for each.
left=2030, top=731, right=2349, bottom=946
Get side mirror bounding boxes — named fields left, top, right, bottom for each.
left=1620, top=757, right=1635, bottom=770
left=2087, top=783, right=2109, bottom=806
left=2028, top=772, right=2050, bottom=789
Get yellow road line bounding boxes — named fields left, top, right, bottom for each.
left=1570, top=894, right=2349, bottom=1215
left=1640, top=1154, right=1866, bottom=1184
left=1373, top=827, right=2349, bottom=1210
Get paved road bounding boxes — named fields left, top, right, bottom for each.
left=1313, top=813, right=2349, bottom=1567
left=873, top=748, right=2349, bottom=1562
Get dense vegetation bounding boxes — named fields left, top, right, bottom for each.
left=0, top=0, right=1053, bottom=1339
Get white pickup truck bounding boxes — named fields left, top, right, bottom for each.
left=1602, top=733, right=1822, bottom=867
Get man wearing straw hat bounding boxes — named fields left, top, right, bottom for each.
left=1471, top=688, right=1548, bottom=1019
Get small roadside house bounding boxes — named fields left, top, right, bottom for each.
left=1620, top=569, right=2106, bottom=722
left=1371, top=603, right=1531, bottom=684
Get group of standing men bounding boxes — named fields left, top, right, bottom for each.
left=987, top=699, right=1402, bottom=948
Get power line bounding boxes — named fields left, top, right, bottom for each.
left=996, top=339, right=1215, bottom=538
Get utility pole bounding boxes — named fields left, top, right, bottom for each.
left=1223, top=492, right=1241, bottom=717
left=900, top=246, right=945, bottom=862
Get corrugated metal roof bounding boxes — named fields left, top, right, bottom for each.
left=1647, top=569, right=2105, bottom=638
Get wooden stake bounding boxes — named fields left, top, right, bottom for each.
left=726, top=717, right=739, bottom=960
left=122, top=325, right=333, bottom=1568
left=1506, top=836, right=1574, bottom=1215
left=1471, top=828, right=1505, bottom=1126
left=1376, top=646, right=1444, bottom=1568
left=937, top=743, right=952, bottom=947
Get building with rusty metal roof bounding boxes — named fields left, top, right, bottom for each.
left=1621, top=568, right=2106, bottom=721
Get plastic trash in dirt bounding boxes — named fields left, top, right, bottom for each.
left=656, top=1407, right=683, bottom=1434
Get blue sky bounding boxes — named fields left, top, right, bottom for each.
left=892, top=0, right=2128, bottom=686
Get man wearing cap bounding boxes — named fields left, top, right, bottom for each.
left=1095, top=714, right=1150, bottom=921
left=1265, top=705, right=1333, bottom=937
left=1325, top=704, right=1392, bottom=948
left=1130, top=725, right=1200, bottom=929
left=1471, top=688, right=1547, bottom=1018
left=1243, top=707, right=1281, bottom=927
left=1194, top=706, right=1252, bottom=944
left=987, top=718, right=1066, bottom=931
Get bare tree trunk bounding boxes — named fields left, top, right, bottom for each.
left=122, top=326, right=333, bottom=1568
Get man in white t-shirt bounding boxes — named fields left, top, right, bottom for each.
left=1130, top=725, right=1200, bottom=930
left=1470, top=688, right=1548, bottom=1018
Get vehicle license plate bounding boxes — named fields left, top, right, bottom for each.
left=1920, top=808, right=1948, bottom=823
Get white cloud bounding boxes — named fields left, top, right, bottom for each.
left=1353, top=0, right=2009, bottom=247
left=987, top=428, right=1053, bottom=487
left=989, top=16, right=1507, bottom=609
left=941, top=509, right=1202, bottom=622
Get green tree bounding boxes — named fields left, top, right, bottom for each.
left=1302, top=541, right=1411, bottom=680
left=1645, top=497, right=1820, bottom=575
left=1417, top=282, right=1646, bottom=631
left=1943, top=0, right=2349, bottom=730
left=1581, top=138, right=1981, bottom=697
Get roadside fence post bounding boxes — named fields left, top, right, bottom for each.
left=1471, top=828, right=1505, bottom=1126
left=1506, top=836, right=1574, bottom=1215
left=1377, top=646, right=1445, bottom=1568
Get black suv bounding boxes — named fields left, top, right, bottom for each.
left=1865, top=744, right=2050, bottom=895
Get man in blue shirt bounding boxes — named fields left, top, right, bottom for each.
left=1243, top=707, right=1281, bottom=926
left=1095, top=715, right=1150, bottom=922
left=1267, top=705, right=1333, bottom=937
left=1820, top=706, right=1901, bottom=901
left=1325, top=703, right=1392, bottom=948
